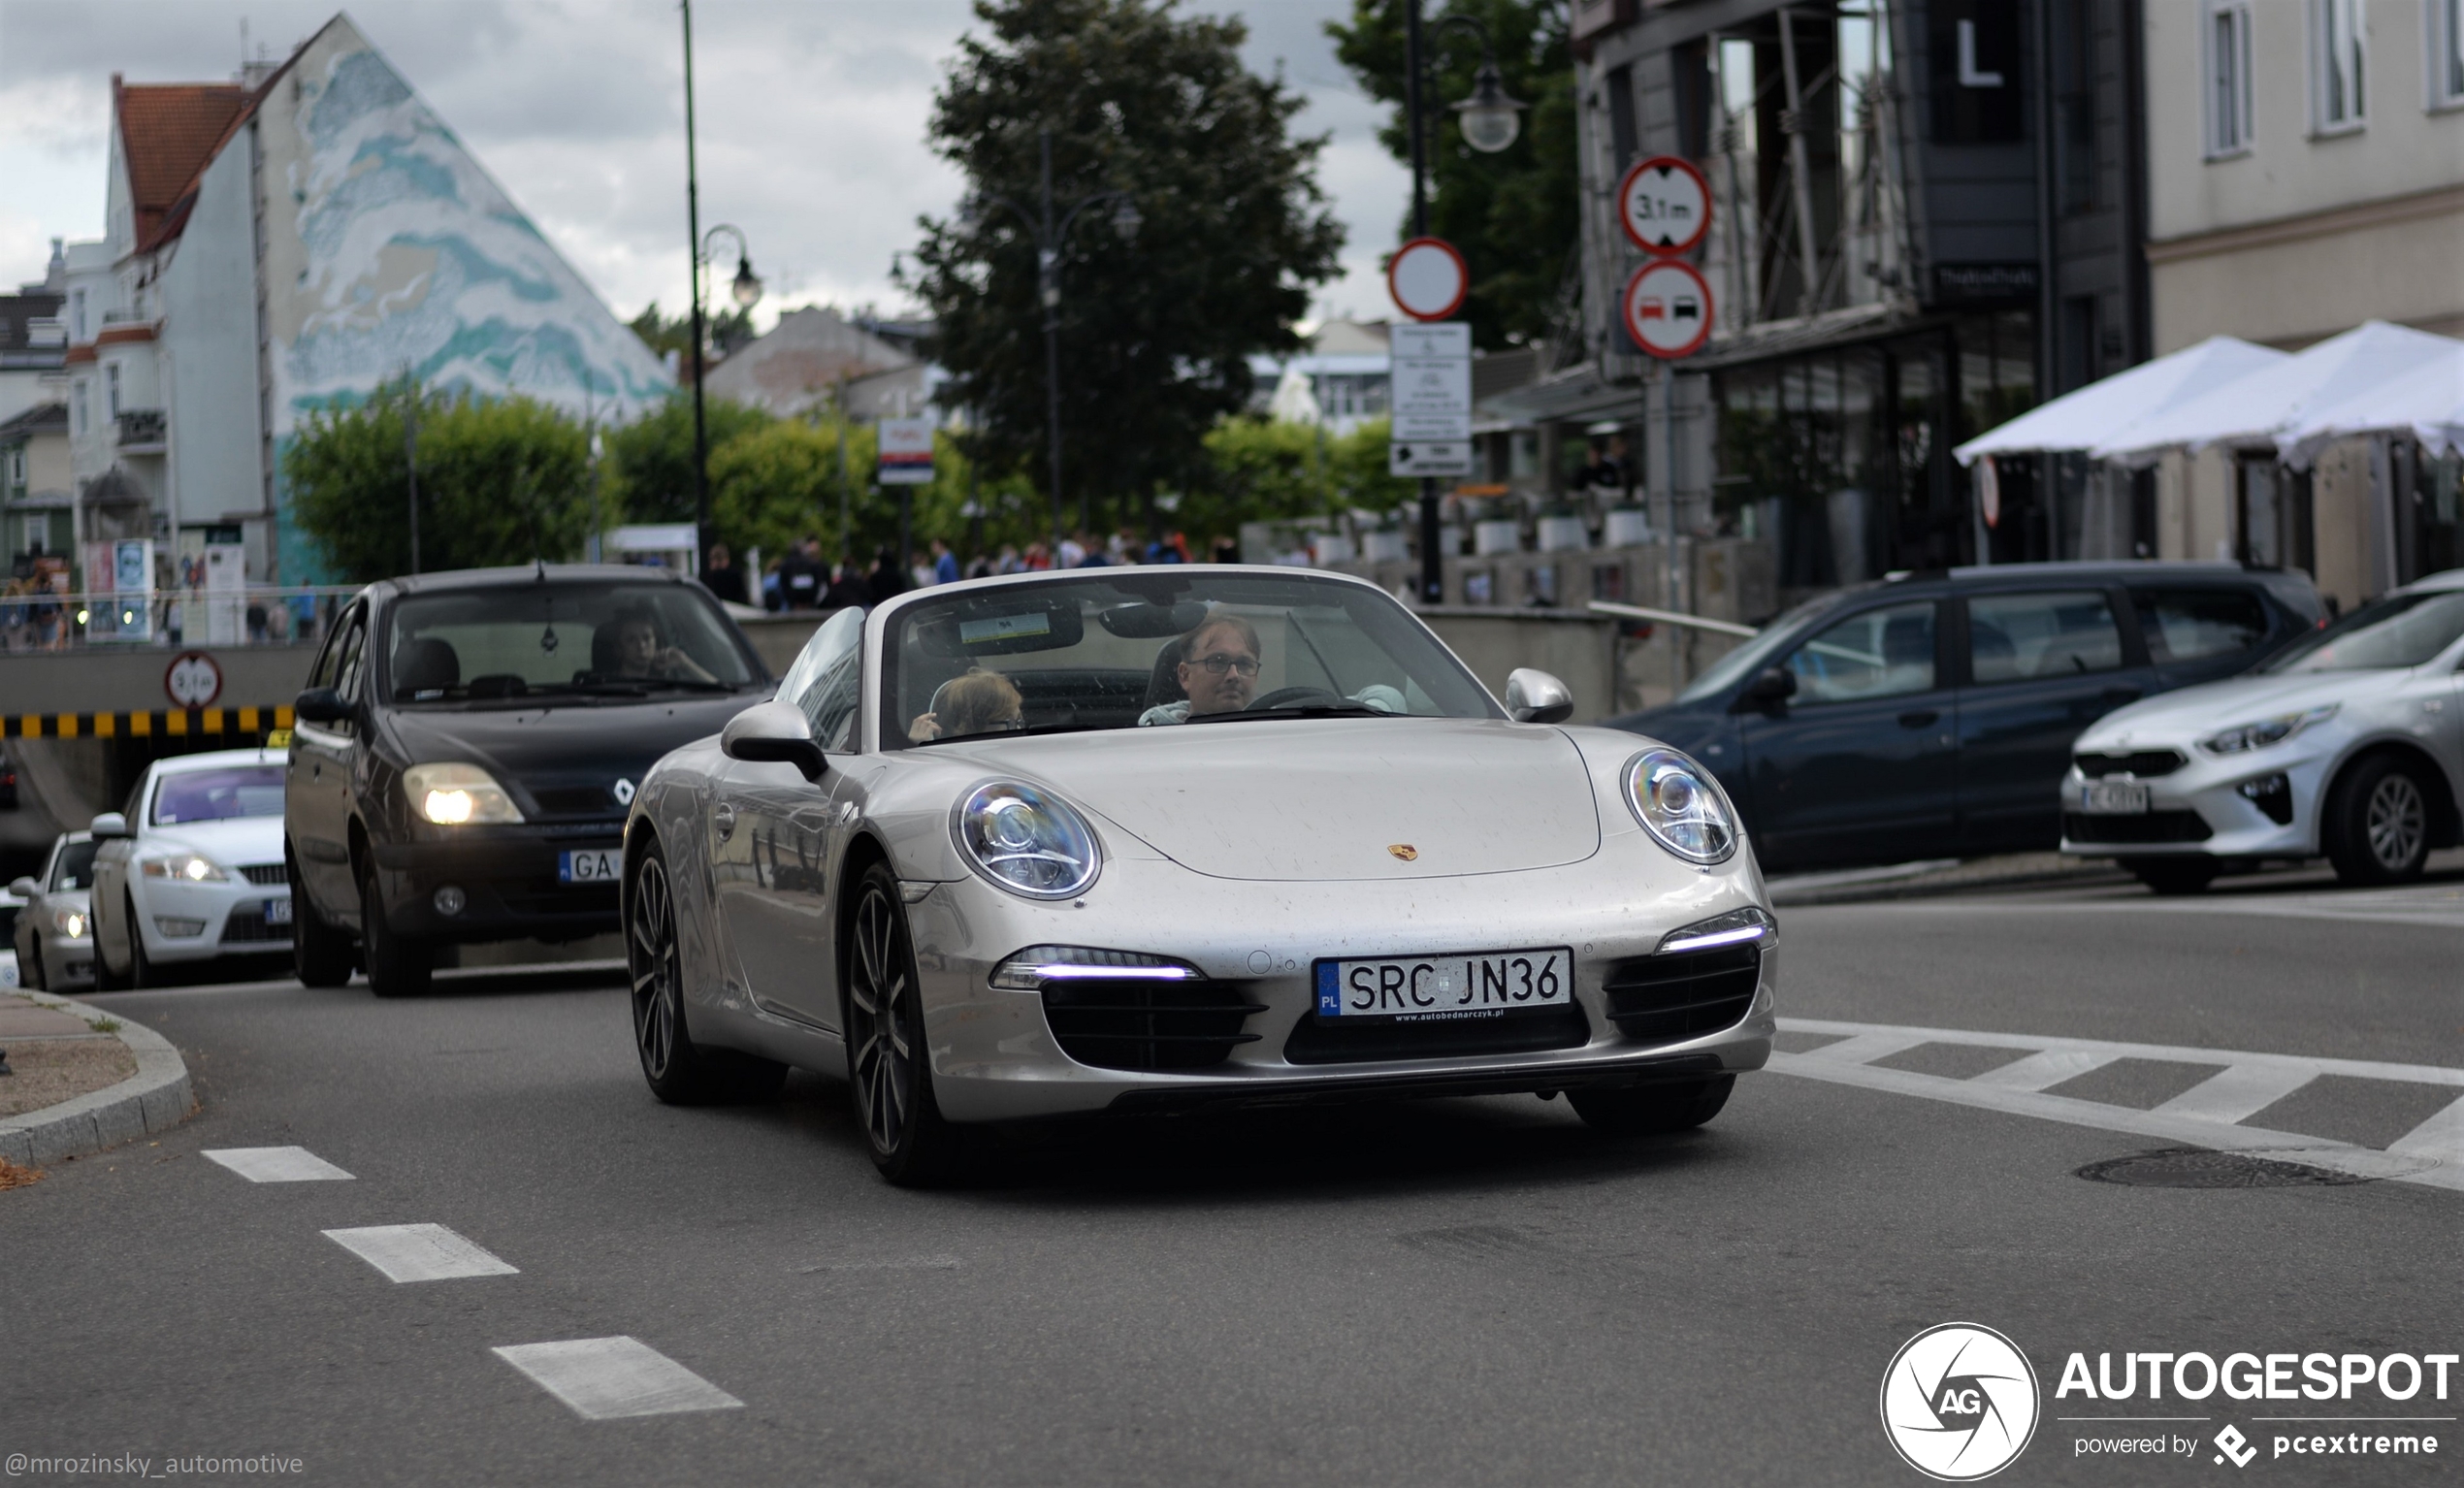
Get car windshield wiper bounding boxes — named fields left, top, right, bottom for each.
left=1185, top=703, right=1398, bottom=725
left=911, top=721, right=1109, bottom=746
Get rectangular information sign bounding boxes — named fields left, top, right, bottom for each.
left=877, top=417, right=936, bottom=486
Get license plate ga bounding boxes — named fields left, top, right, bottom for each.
left=1315, top=948, right=1573, bottom=1021
left=2079, top=781, right=2151, bottom=815
left=559, top=849, right=621, bottom=884
left=263, top=897, right=293, bottom=926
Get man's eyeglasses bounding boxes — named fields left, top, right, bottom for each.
left=1191, top=653, right=1260, bottom=677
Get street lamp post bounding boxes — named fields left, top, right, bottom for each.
left=970, top=127, right=1138, bottom=558
left=1401, top=3, right=1525, bottom=602
left=680, top=0, right=762, bottom=574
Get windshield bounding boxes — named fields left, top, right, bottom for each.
left=385, top=583, right=759, bottom=702
left=153, top=766, right=284, bottom=825
left=880, top=571, right=1501, bottom=747
left=2258, top=590, right=2464, bottom=674
left=51, top=840, right=98, bottom=890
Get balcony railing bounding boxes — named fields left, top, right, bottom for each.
left=115, top=409, right=166, bottom=449
left=0, top=583, right=363, bottom=654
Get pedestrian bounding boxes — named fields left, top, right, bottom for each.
left=930, top=536, right=959, bottom=586
left=776, top=535, right=824, bottom=610
left=1073, top=531, right=1110, bottom=568
left=1209, top=535, right=1240, bottom=565
left=1022, top=542, right=1051, bottom=571
left=699, top=542, right=750, bottom=604
left=825, top=552, right=868, bottom=610
left=865, top=546, right=908, bottom=606
left=761, top=557, right=783, bottom=610
left=1056, top=532, right=1086, bottom=568
left=996, top=544, right=1023, bottom=574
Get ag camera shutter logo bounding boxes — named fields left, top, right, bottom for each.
left=1881, top=1322, right=2041, bottom=1479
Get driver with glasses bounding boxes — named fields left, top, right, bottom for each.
left=1139, top=614, right=1260, bottom=726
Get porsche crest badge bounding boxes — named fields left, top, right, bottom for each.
left=1387, top=844, right=1418, bottom=861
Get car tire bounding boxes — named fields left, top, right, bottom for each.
left=91, top=901, right=128, bottom=991
left=290, top=850, right=355, bottom=989
left=124, top=890, right=167, bottom=989
left=2323, top=755, right=2433, bottom=887
left=358, top=859, right=433, bottom=998
left=626, top=838, right=786, bottom=1106
left=1570, top=1075, right=1735, bottom=1136
left=2124, top=857, right=2220, bottom=896
left=844, top=859, right=963, bottom=1186
left=23, top=940, right=45, bottom=991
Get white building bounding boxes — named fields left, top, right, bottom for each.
left=58, top=13, right=671, bottom=584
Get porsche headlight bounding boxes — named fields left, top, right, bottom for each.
left=141, top=853, right=229, bottom=883
left=1623, top=748, right=1738, bottom=865
left=2199, top=704, right=2337, bottom=756
left=53, top=908, right=88, bottom=939
left=954, top=782, right=1100, bottom=899
left=404, top=762, right=525, bottom=825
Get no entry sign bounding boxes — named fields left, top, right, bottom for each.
left=1387, top=237, right=1469, bottom=322
left=1617, top=155, right=1711, bottom=257
left=1621, top=259, right=1714, bottom=360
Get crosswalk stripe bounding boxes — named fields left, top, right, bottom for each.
left=492, top=1337, right=744, bottom=1420
left=1798, top=1031, right=1928, bottom=1065
left=1967, top=1050, right=2120, bottom=1092
left=201, top=1147, right=355, bottom=1182
left=2153, top=1063, right=2320, bottom=1124
left=323, top=1224, right=519, bottom=1283
left=2389, top=1093, right=2464, bottom=1165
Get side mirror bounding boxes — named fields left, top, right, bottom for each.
left=1735, top=665, right=1797, bottom=712
left=1505, top=667, right=1575, bottom=725
left=8, top=876, right=37, bottom=898
left=89, top=812, right=130, bottom=840
left=295, top=686, right=349, bottom=725
left=721, top=700, right=828, bottom=783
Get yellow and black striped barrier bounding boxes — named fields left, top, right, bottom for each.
left=2, top=706, right=295, bottom=740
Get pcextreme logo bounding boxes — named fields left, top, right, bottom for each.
left=1881, top=1323, right=2043, bottom=1480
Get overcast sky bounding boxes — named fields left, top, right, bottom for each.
left=0, top=0, right=1413, bottom=330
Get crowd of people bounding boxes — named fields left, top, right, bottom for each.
left=709, top=528, right=1246, bottom=613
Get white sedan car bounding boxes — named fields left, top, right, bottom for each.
left=2062, top=569, right=2464, bottom=891
left=90, top=748, right=294, bottom=987
left=624, top=566, right=1776, bottom=1184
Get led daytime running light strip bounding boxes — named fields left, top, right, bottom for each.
left=1659, top=922, right=1771, bottom=954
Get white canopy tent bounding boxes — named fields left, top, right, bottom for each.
left=2275, top=338, right=2464, bottom=469
left=1951, top=336, right=2287, bottom=467
left=2090, top=320, right=2463, bottom=468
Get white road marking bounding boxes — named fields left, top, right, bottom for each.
left=2389, top=1094, right=2464, bottom=1165
left=1968, top=1050, right=2120, bottom=1092
left=1797, top=1031, right=1927, bottom=1065
left=1799, top=886, right=2464, bottom=931
left=1769, top=1019, right=2462, bottom=1193
left=492, top=1337, right=744, bottom=1420
left=2153, top=1063, right=2318, bottom=1123
left=201, top=1147, right=355, bottom=1182
left=323, top=1224, right=519, bottom=1283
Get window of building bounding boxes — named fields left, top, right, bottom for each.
left=2054, top=0, right=2099, bottom=212
left=70, top=287, right=87, bottom=342
left=71, top=381, right=86, bottom=437
left=6, top=446, right=23, bottom=490
left=2205, top=2, right=2253, bottom=156
left=2430, top=0, right=2464, bottom=109
left=106, top=362, right=121, bottom=418
left=1605, top=64, right=1638, bottom=175
left=2312, top=0, right=2366, bottom=133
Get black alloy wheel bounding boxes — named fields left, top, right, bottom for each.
left=1570, top=1075, right=1735, bottom=1136
left=626, top=839, right=784, bottom=1105
left=290, top=848, right=355, bottom=988
left=358, top=858, right=433, bottom=998
left=844, top=860, right=961, bottom=1185
left=2324, top=755, right=2432, bottom=886
left=2124, top=857, right=2221, bottom=896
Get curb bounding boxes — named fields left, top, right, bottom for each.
left=0, top=993, right=195, bottom=1167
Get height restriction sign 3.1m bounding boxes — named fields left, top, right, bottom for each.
left=1616, top=155, right=1711, bottom=256
left=1621, top=258, right=1714, bottom=360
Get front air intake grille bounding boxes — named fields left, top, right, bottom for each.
left=219, top=905, right=293, bottom=945
left=534, top=787, right=616, bottom=817
left=1282, top=1002, right=1590, bottom=1065
left=2064, top=810, right=2214, bottom=844
left=2073, top=750, right=2188, bottom=779
left=1041, top=978, right=1266, bottom=1071
left=1600, top=944, right=1762, bottom=1046
left=239, top=863, right=287, bottom=886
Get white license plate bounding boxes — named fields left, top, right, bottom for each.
left=1314, top=948, right=1573, bottom=1021
left=559, top=849, right=621, bottom=884
left=263, top=897, right=293, bottom=925
left=2079, top=781, right=2151, bottom=815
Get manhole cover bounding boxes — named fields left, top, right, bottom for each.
left=2077, top=1148, right=2379, bottom=1188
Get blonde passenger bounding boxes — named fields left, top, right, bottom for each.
left=910, top=668, right=1025, bottom=742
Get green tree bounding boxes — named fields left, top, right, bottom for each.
left=905, top=0, right=1345, bottom=534
left=1188, top=415, right=1416, bottom=542
left=602, top=395, right=776, bottom=529
left=285, top=383, right=592, bottom=583
left=1329, top=0, right=1578, bottom=347
left=628, top=301, right=755, bottom=361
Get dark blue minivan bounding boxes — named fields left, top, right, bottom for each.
left=1607, top=564, right=2326, bottom=874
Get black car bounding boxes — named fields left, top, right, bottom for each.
left=285, top=565, right=771, bottom=996
left=1607, top=563, right=2326, bottom=874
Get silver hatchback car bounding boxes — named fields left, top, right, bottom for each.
left=2062, top=569, right=2464, bottom=891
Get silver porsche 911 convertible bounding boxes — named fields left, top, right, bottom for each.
left=621, top=566, right=1775, bottom=1182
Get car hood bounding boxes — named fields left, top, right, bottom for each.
left=2079, top=668, right=2404, bottom=749
left=139, top=814, right=287, bottom=869
left=925, top=718, right=1603, bottom=882
left=382, top=693, right=765, bottom=806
